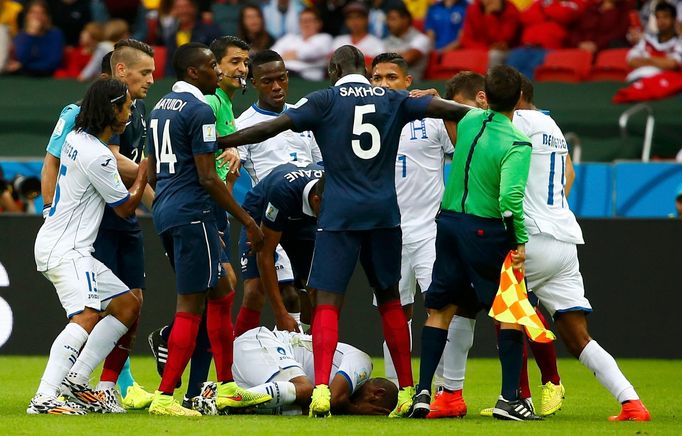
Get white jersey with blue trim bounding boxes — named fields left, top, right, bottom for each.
left=35, top=130, right=130, bottom=271
left=396, top=118, right=453, bottom=244
left=512, top=109, right=584, bottom=245
left=236, top=103, right=322, bottom=187
left=275, top=330, right=372, bottom=394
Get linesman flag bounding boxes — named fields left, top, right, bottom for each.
left=488, top=252, right=556, bottom=343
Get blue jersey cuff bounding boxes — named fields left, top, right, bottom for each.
left=108, top=193, right=130, bottom=208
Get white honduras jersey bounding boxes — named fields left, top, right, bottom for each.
left=512, top=110, right=584, bottom=245
left=396, top=118, right=453, bottom=244
left=35, top=130, right=129, bottom=271
left=237, top=103, right=322, bottom=187
left=275, top=330, right=372, bottom=394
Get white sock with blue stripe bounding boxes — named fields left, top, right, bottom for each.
left=36, top=323, right=89, bottom=397
left=249, top=381, right=297, bottom=408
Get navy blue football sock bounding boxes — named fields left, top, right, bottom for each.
left=499, top=329, right=524, bottom=401
left=417, top=326, right=448, bottom=394
left=186, top=314, right=212, bottom=399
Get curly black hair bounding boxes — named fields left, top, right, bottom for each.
left=75, top=78, right=128, bottom=135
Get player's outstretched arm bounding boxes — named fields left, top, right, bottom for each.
left=40, top=152, right=60, bottom=216
left=424, top=97, right=472, bottom=123
left=194, top=152, right=264, bottom=252
left=256, top=225, right=299, bottom=332
left=216, top=114, right=294, bottom=150
left=112, top=158, right=149, bottom=218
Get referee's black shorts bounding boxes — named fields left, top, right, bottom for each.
left=425, top=211, right=513, bottom=312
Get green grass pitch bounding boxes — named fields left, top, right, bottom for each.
left=1, top=356, right=679, bottom=435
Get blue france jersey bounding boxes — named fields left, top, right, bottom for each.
left=148, top=90, right=218, bottom=234
left=243, top=163, right=323, bottom=240
left=285, top=75, right=432, bottom=230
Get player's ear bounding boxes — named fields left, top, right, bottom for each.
left=115, top=62, right=126, bottom=78
left=405, top=74, right=413, bottom=88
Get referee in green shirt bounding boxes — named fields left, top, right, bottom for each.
left=410, top=66, right=540, bottom=421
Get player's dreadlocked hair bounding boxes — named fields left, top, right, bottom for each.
left=371, top=52, right=408, bottom=74
left=75, top=78, right=128, bottom=135
left=210, top=35, right=250, bottom=63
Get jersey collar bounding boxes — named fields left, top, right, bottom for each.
left=172, top=81, right=208, bottom=104
left=335, top=74, right=370, bottom=86
left=302, top=179, right=319, bottom=217
left=252, top=103, right=288, bottom=116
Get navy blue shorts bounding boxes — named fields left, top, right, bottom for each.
left=238, top=227, right=294, bottom=284
left=160, top=221, right=220, bottom=294
left=307, top=227, right=402, bottom=294
left=93, top=228, right=145, bottom=290
left=281, top=237, right=315, bottom=289
left=425, top=211, right=513, bottom=312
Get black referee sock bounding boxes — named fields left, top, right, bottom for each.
left=498, top=329, right=524, bottom=401
left=417, top=326, right=449, bottom=394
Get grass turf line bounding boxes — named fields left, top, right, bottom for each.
left=1, top=356, right=678, bottom=435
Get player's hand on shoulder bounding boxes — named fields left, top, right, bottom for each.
left=409, top=88, right=440, bottom=99
left=245, top=217, right=264, bottom=253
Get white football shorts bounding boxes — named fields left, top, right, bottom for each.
left=232, top=327, right=306, bottom=387
left=42, top=255, right=129, bottom=318
left=525, top=233, right=592, bottom=316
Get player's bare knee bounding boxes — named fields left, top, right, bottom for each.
left=281, top=284, right=300, bottom=312
left=555, top=311, right=591, bottom=357
left=374, top=284, right=400, bottom=306
left=71, top=309, right=100, bottom=333
left=425, top=305, right=456, bottom=329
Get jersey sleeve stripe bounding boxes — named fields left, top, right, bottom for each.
left=337, top=370, right=353, bottom=391
left=512, top=141, right=532, bottom=147
left=107, top=193, right=130, bottom=208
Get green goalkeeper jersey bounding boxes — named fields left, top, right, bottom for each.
left=442, top=108, right=532, bottom=244
left=205, top=87, right=236, bottom=181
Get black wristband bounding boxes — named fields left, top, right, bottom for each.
left=43, top=203, right=52, bottom=210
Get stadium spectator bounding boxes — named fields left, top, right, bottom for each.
left=0, top=25, right=8, bottom=72
left=626, top=1, right=682, bottom=82
left=459, top=0, right=521, bottom=67
left=368, top=0, right=403, bottom=39
left=402, top=0, right=430, bottom=20
left=5, top=0, right=64, bottom=76
left=47, top=0, right=91, bottom=46
left=423, top=0, right=468, bottom=53
left=262, top=0, right=306, bottom=39
left=54, top=22, right=104, bottom=79
left=162, top=0, right=221, bottom=76
left=637, top=0, right=682, bottom=37
left=383, top=4, right=431, bottom=80
left=316, top=0, right=349, bottom=36
left=0, top=0, right=23, bottom=37
left=331, top=2, right=384, bottom=58
left=78, top=19, right=129, bottom=82
left=565, top=0, right=634, bottom=55
left=238, top=3, right=275, bottom=54
left=211, top=0, right=241, bottom=36
left=506, top=0, right=586, bottom=79
left=271, top=8, right=332, bottom=81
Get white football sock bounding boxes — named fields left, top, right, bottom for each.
left=579, top=340, right=639, bottom=403
left=70, top=315, right=128, bottom=383
left=383, top=319, right=412, bottom=384
left=37, top=323, right=89, bottom=397
left=437, top=316, right=476, bottom=391
left=248, top=381, right=297, bottom=408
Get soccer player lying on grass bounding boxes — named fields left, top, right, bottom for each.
left=30, top=78, right=148, bottom=415
left=227, top=327, right=398, bottom=415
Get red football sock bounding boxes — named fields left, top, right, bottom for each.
left=312, top=305, right=339, bottom=385
left=207, top=292, right=235, bottom=382
left=100, top=318, right=137, bottom=383
left=529, top=307, right=561, bottom=385
left=519, top=339, right=531, bottom=399
left=378, top=299, right=413, bottom=388
left=159, top=312, right=201, bottom=394
left=234, top=306, right=261, bottom=337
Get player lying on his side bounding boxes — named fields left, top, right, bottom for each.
left=196, top=327, right=398, bottom=416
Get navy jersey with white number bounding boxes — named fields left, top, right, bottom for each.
left=100, top=99, right=148, bottom=231
left=285, top=74, right=431, bottom=231
left=148, top=88, right=218, bottom=234
left=243, top=163, right=323, bottom=241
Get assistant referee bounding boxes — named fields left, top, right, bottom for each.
left=410, top=65, right=540, bottom=421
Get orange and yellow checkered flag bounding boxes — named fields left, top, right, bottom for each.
left=488, top=252, right=556, bottom=343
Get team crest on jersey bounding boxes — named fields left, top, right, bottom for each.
left=356, top=370, right=368, bottom=385
left=265, top=202, right=279, bottom=221
left=202, top=124, right=217, bottom=142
